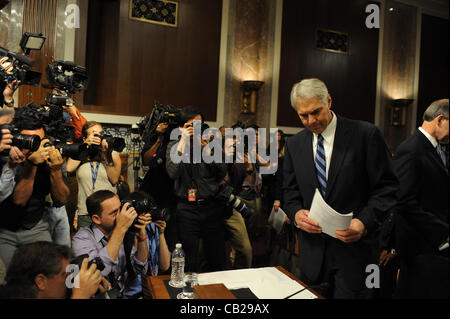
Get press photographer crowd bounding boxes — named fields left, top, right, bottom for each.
left=0, top=32, right=448, bottom=300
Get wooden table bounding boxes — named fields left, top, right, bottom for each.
left=142, top=266, right=323, bottom=299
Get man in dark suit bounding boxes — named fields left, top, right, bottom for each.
left=394, top=99, right=449, bottom=299
left=283, top=78, right=398, bottom=298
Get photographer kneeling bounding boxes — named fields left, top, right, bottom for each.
left=66, top=121, right=122, bottom=229
left=122, top=191, right=171, bottom=298
left=71, top=190, right=150, bottom=296
left=0, top=114, right=70, bottom=268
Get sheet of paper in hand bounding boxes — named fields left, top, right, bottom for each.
left=308, top=188, right=353, bottom=238
left=268, top=207, right=287, bottom=234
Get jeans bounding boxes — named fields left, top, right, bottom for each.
left=43, top=206, right=71, bottom=247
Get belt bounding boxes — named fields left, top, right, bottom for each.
left=179, top=198, right=214, bottom=206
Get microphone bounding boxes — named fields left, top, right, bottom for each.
left=9, top=51, right=35, bottom=66
left=283, top=282, right=329, bottom=299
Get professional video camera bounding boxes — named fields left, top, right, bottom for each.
left=0, top=32, right=46, bottom=86
left=136, top=103, right=182, bottom=144
left=216, top=183, right=250, bottom=219
left=43, top=60, right=88, bottom=94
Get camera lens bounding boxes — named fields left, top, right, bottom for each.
left=13, top=134, right=41, bottom=152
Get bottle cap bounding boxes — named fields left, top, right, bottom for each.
left=176, top=243, right=182, bottom=248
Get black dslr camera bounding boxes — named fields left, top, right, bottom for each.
left=88, top=132, right=126, bottom=158
left=0, top=123, right=41, bottom=155
left=70, top=254, right=105, bottom=272
left=69, top=254, right=123, bottom=299
left=121, top=195, right=169, bottom=229
left=11, top=103, right=85, bottom=160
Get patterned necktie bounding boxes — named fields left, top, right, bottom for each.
left=436, top=143, right=448, bottom=168
left=315, top=134, right=327, bottom=197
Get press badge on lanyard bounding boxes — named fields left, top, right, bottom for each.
left=90, top=162, right=100, bottom=191
left=188, top=188, right=197, bottom=202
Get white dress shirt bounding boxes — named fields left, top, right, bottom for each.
left=312, top=111, right=337, bottom=180
left=418, top=127, right=438, bottom=148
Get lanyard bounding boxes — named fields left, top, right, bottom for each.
left=146, top=224, right=159, bottom=276
left=90, top=162, right=101, bottom=191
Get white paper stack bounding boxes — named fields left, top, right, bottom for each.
left=308, top=188, right=353, bottom=238
left=197, top=267, right=317, bottom=299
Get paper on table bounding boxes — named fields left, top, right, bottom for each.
left=197, top=267, right=318, bottom=299
left=308, top=188, right=353, bottom=238
left=268, top=207, right=287, bottom=234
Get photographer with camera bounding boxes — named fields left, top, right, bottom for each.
left=0, top=109, right=27, bottom=204
left=71, top=190, right=150, bottom=296
left=166, top=106, right=228, bottom=273
left=0, top=241, right=110, bottom=299
left=121, top=191, right=170, bottom=298
left=67, top=121, right=122, bottom=229
left=1, top=56, right=21, bottom=109
left=140, top=106, right=180, bottom=252
left=0, top=113, right=70, bottom=269
left=221, top=131, right=254, bottom=269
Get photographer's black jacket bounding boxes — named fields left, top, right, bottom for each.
left=165, top=141, right=227, bottom=201
left=140, top=133, right=176, bottom=208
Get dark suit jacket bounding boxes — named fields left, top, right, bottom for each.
left=394, top=130, right=449, bottom=258
left=283, top=116, right=398, bottom=282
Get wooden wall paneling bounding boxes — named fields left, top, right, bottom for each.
left=78, top=0, right=222, bottom=121
left=73, top=0, right=88, bottom=109
left=417, top=14, right=449, bottom=127
left=277, top=0, right=379, bottom=128
left=19, top=0, right=58, bottom=107
left=379, top=1, right=417, bottom=152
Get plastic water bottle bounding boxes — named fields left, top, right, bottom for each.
left=169, top=243, right=185, bottom=288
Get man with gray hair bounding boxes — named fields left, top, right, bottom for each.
left=394, top=98, right=449, bottom=298
left=283, top=78, right=398, bottom=298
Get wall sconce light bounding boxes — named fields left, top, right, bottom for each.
left=390, top=99, right=413, bottom=127
left=240, top=80, right=263, bottom=114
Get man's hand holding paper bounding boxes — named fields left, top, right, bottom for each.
left=294, top=209, right=322, bottom=234
left=335, top=218, right=365, bottom=243
left=307, top=189, right=354, bottom=240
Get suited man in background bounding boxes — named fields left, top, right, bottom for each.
left=283, top=78, right=398, bottom=298
left=394, top=99, right=449, bottom=299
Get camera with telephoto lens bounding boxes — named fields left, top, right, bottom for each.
left=43, top=136, right=87, bottom=161
left=215, top=183, right=250, bottom=219
left=13, top=103, right=77, bottom=151
left=0, top=123, right=41, bottom=158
